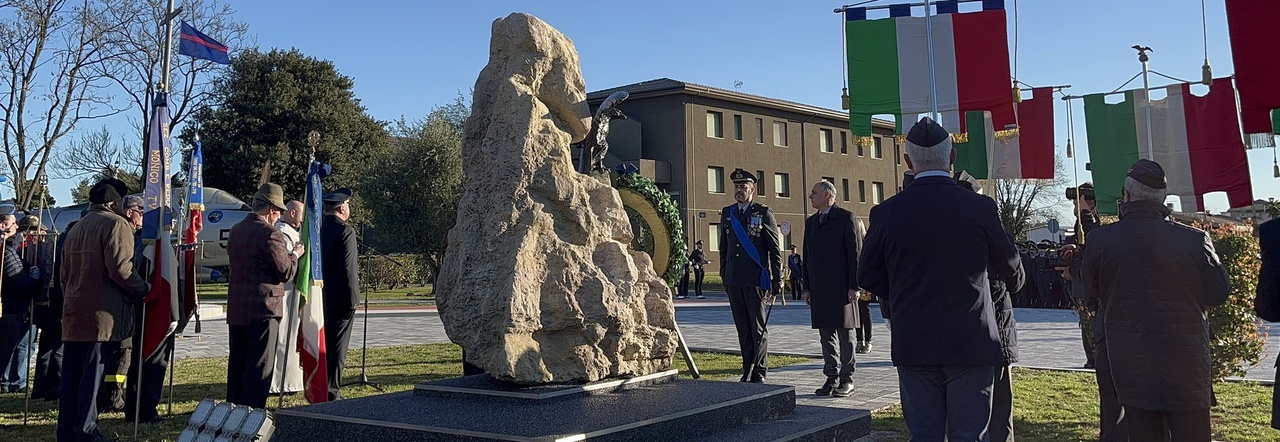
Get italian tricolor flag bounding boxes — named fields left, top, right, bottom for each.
left=950, top=87, right=1057, bottom=180
left=296, top=162, right=329, bottom=403
left=1083, top=78, right=1253, bottom=215
left=845, top=0, right=1014, bottom=137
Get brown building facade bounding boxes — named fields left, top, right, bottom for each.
left=586, top=78, right=902, bottom=258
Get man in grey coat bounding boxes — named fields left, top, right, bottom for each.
left=802, top=181, right=861, bottom=398
left=1076, top=160, right=1230, bottom=440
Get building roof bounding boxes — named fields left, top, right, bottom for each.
left=587, top=78, right=896, bottom=130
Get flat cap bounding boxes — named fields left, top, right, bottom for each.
left=123, top=195, right=144, bottom=209
left=906, top=117, right=950, bottom=148
left=729, top=169, right=757, bottom=184
left=89, top=178, right=128, bottom=204
left=1126, top=159, right=1167, bottom=189
left=323, top=188, right=352, bottom=204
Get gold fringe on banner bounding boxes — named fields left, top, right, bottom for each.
left=949, top=128, right=1020, bottom=144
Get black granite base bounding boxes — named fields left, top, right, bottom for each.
left=273, top=377, right=870, bottom=442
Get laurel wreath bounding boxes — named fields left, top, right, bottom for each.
left=615, top=172, right=688, bottom=287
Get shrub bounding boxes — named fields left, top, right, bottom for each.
left=1201, top=223, right=1266, bottom=381
left=359, top=253, right=431, bottom=291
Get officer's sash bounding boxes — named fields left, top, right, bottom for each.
left=729, top=210, right=771, bottom=288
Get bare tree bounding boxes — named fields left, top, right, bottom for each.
left=51, top=124, right=135, bottom=179
left=993, top=155, right=1070, bottom=240
left=0, top=0, right=126, bottom=209
left=94, top=0, right=248, bottom=163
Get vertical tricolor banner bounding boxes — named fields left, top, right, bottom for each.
left=297, top=161, right=330, bottom=403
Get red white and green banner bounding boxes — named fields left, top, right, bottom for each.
left=1084, top=78, right=1253, bottom=215
left=948, top=87, right=1056, bottom=180
left=1226, top=0, right=1280, bottom=147
left=845, top=0, right=1014, bottom=137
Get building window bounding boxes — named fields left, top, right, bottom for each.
left=755, top=118, right=764, bottom=144
left=841, top=179, right=850, bottom=202
left=708, top=224, right=720, bottom=252
left=733, top=115, right=743, bottom=141
left=706, top=111, right=723, bottom=138
left=775, top=173, right=790, bottom=198
left=707, top=166, right=724, bottom=194
left=819, top=129, right=834, bottom=153
left=895, top=143, right=901, bottom=165
left=822, top=176, right=835, bottom=185
left=856, top=140, right=865, bottom=157
left=756, top=170, right=766, bottom=196
left=873, top=137, right=884, bottom=159
left=773, top=121, right=788, bottom=147
left=840, top=132, right=848, bottom=154
left=859, top=180, right=867, bottom=203
left=873, top=181, right=885, bottom=204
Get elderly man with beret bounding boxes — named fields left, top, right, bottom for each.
left=58, top=178, right=149, bottom=442
left=225, top=183, right=304, bottom=408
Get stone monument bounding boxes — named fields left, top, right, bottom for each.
left=433, top=12, right=678, bottom=385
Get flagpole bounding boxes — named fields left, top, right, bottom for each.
left=924, top=0, right=940, bottom=122
left=1135, top=45, right=1155, bottom=161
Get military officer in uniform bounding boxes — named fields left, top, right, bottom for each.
left=718, top=169, right=783, bottom=383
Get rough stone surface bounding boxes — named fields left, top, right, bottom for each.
left=434, top=12, right=678, bottom=385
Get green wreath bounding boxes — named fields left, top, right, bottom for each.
left=615, top=172, right=688, bottom=287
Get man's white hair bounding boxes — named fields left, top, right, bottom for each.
left=814, top=180, right=837, bottom=198
left=905, top=137, right=953, bottom=171
left=1123, top=176, right=1166, bottom=203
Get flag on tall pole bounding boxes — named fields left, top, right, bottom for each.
left=297, top=161, right=331, bottom=403
left=177, top=21, right=231, bottom=65
left=180, top=138, right=204, bottom=330
left=1084, top=79, right=1253, bottom=215
left=844, top=0, right=1014, bottom=137
left=142, top=93, right=179, bottom=360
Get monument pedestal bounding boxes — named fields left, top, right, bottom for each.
left=273, top=370, right=869, bottom=441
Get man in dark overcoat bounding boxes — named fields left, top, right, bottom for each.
left=1257, top=215, right=1280, bottom=430
left=321, top=188, right=359, bottom=400
left=802, top=180, right=861, bottom=397
left=718, top=169, right=783, bottom=383
left=1076, top=160, right=1229, bottom=440
left=858, top=118, right=1022, bottom=441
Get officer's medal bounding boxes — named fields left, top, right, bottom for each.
left=749, top=214, right=763, bottom=237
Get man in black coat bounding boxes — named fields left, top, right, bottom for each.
left=1255, top=215, right=1280, bottom=430
left=718, top=169, right=783, bottom=383
left=802, top=180, right=860, bottom=397
left=787, top=245, right=803, bottom=301
left=321, top=188, right=359, bottom=400
left=1075, top=160, right=1229, bottom=440
left=858, top=117, right=1022, bottom=441
left=689, top=240, right=709, bottom=299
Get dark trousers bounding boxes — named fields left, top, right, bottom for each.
left=1095, top=339, right=1128, bottom=442
left=325, top=310, right=355, bottom=400
left=227, top=319, right=278, bottom=408
left=692, top=268, right=705, bottom=297
left=677, top=270, right=690, bottom=297
left=58, top=341, right=117, bottom=442
left=125, top=333, right=172, bottom=421
left=32, top=322, right=63, bottom=400
left=789, top=276, right=802, bottom=300
left=98, top=341, right=130, bottom=412
left=1273, top=353, right=1280, bottom=430
left=1125, top=407, right=1211, bottom=442
left=898, top=365, right=996, bottom=442
left=989, top=365, right=1014, bottom=442
left=0, top=312, right=33, bottom=391
left=819, top=328, right=854, bottom=381
left=726, top=285, right=767, bottom=381
left=855, top=299, right=872, bottom=342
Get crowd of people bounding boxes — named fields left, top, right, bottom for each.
left=716, top=117, right=1233, bottom=441
left=0, top=178, right=365, bottom=442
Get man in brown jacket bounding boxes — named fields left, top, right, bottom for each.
left=226, top=183, right=303, bottom=408
left=57, top=178, right=149, bottom=442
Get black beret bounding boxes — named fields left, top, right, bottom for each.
left=906, top=117, right=950, bottom=147
left=89, top=178, right=128, bottom=204
left=729, top=169, right=757, bottom=184
left=1126, top=159, right=1167, bottom=189
left=323, top=188, right=353, bottom=204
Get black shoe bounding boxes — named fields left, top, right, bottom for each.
left=831, top=380, right=854, bottom=397
left=814, top=379, right=837, bottom=396
left=1084, top=361, right=1095, bottom=369
left=748, top=377, right=765, bottom=383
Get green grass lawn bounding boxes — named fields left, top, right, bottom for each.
left=197, top=283, right=435, bottom=304
left=0, top=344, right=808, bottom=441
left=871, top=367, right=1280, bottom=442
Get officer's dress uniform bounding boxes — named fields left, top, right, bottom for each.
left=718, top=169, right=782, bottom=383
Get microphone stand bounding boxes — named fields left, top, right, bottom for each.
left=341, top=223, right=382, bottom=392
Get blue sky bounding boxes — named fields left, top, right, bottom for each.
left=48, top=0, right=1274, bottom=213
